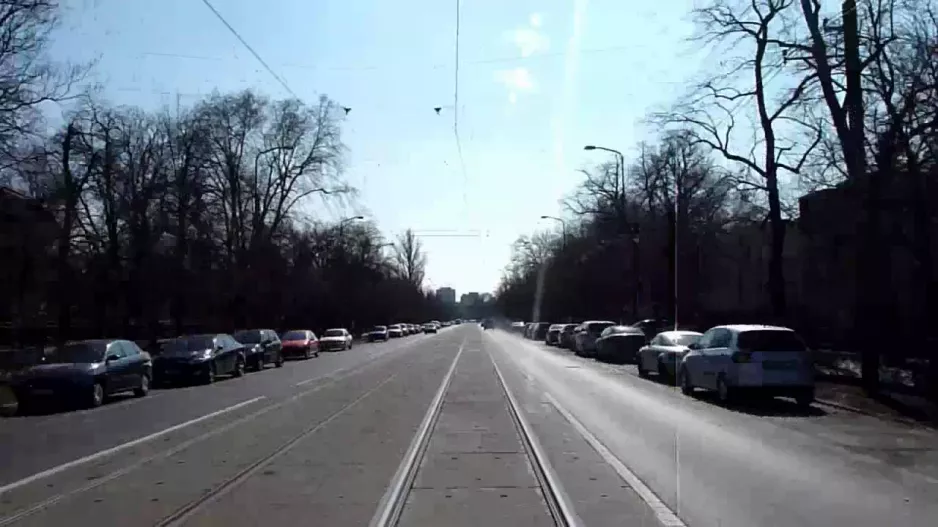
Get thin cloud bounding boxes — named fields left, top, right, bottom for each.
left=497, top=13, right=548, bottom=104
left=495, top=67, right=536, bottom=104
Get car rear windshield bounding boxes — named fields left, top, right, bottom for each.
left=737, top=330, right=807, bottom=352
left=588, top=322, right=615, bottom=334
left=281, top=331, right=307, bottom=341
left=47, top=342, right=106, bottom=364
left=233, top=330, right=262, bottom=344
left=672, top=334, right=702, bottom=347
left=164, top=336, right=215, bottom=353
left=324, top=329, right=344, bottom=337
left=372, top=326, right=387, bottom=332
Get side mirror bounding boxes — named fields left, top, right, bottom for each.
left=106, top=354, right=120, bottom=362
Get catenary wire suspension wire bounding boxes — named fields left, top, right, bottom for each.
left=199, top=0, right=298, bottom=99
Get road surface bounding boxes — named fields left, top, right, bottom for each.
left=0, top=325, right=935, bottom=526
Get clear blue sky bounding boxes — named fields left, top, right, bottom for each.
left=50, top=0, right=701, bottom=296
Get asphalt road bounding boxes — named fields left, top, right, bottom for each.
left=485, top=329, right=938, bottom=527
left=1, top=325, right=935, bottom=526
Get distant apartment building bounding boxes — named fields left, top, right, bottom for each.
left=436, top=287, right=456, bottom=304
left=460, top=292, right=481, bottom=306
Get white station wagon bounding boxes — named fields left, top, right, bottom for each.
left=677, top=325, right=815, bottom=407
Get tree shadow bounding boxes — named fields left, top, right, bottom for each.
left=692, top=391, right=830, bottom=417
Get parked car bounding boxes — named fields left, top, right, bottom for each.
left=631, top=319, right=674, bottom=343
left=637, top=330, right=703, bottom=381
left=677, top=325, right=815, bottom=407
left=388, top=324, right=404, bottom=338
left=510, top=321, right=526, bottom=333
left=366, top=325, right=389, bottom=342
left=12, top=339, right=152, bottom=411
left=530, top=322, right=551, bottom=341
left=559, top=324, right=578, bottom=349
left=423, top=323, right=438, bottom=334
left=595, top=325, right=647, bottom=363
left=320, top=328, right=353, bottom=351
left=280, top=330, right=320, bottom=359
left=545, top=324, right=564, bottom=345
left=232, top=329, right=284, bottom=371
left=482, top=318, right=495, bottom=330
left=153, top=334, right=246, bottom=386
left=573, top=320, right=617, bottom=357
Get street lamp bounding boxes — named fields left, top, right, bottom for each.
left=540, top=215, right=567, bottom=249
left=585, top=144, right=640, bottom=320
left=338, top=215, right=365, bottom=236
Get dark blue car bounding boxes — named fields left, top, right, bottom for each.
left=11, top=339, right=152, bottom=412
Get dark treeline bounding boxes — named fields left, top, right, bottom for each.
left=0, top=1, right=449, bottom=345
left=496, top=0, right=938, bottom=395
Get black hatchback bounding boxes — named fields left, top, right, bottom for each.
left=232, top=329, right=284, bottom=371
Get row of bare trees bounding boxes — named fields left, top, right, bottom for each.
left=496, top=0, right=938, bottom=393
left=0, top=1, right=448, bottom=345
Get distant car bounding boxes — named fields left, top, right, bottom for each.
left=423, top=323, right=438, bottom=334
left=573, top=320, right=617, bottom=357
left=388, top=324, right=404, bottom=338
left=637, top=330, right=703, bottom=380
left=280, top=330, right=320, bottom=359
left=153, top=334, right=246, bottom=386
left=510, top=321, right=526, bottom=333
left=677, top=325, right=815, bottom=407
left=321, top=328, right=353, bottom=351
left=12, top=340, right=152, bottom=411
left=595, top=326, right=647, bottom=364
left=366, top=325, right=389, bottom=342
left=482, top=318, right=495, bottom=330
left=559, top=324, right=578, bottom=349
left=545, top=324, right=564, bottom=344
left=232, top=329, right=284, bottom=371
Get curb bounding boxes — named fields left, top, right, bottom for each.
left=814, top=397, right=933, bottom=427
left=813, top=397, right=872, bottom=415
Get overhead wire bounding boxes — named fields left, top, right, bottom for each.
left=454, top=0, right=469, bottom=213
left=199, top=0, right=298, bottom=99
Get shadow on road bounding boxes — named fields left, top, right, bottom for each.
left=692, top=391, right=830, bottom=417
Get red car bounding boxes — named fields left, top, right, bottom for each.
left=279, top=330, right=319, bottom=359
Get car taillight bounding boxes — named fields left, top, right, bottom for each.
left=732, top=351, right=752, bottom=363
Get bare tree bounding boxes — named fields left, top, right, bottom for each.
left=393, top=228, right=427, bottom=286
left=0, top=0, right=88, bottom=173
left=656, top=0, right=822, bottom=317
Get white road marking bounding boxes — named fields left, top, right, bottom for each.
left=543, top=390, right=688, bottom=527
left=0, top=396, right=265, bottom=496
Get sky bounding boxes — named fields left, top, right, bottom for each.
left=49, top=0, right=703, bottom=296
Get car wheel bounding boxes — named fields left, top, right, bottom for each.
left=205, top=363, right=216, bottom=384
left=252, top=356, right=263, bottom=372
left=89, top=382, right=105, bottom=408
left=679, top=369, right=694, bottom=395
left=275, top=353, right=284, bottom=368
left=657, top=361, right=672, bottom=384
left=637, top=360, right=649, bottom=378
left=134, top=374, right=150, bottom=397
left=233, top=356, right=245, bottom=378
left=304, top=347, right=311, bottom=360
left=716, top=375, right=732, bottom=404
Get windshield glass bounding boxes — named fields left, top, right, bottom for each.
left=233, top=330, right=262, bottom=344
left=46, top=342, right=106, bottom=364
left=281, top=331, right=307, bottom=341
left=588, top=322, right=615, bottom=335
left=371, top=326, right=387, bottom=332
left=737, top=330, right=807, bottom=352
left=324, top=329, right=344, bottom=337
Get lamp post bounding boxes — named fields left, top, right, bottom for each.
left=539, top=215, right=567, bottom=249
left=585, top=144, right=640, bottom=320
left=338, top=215, right=365, bottom=236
